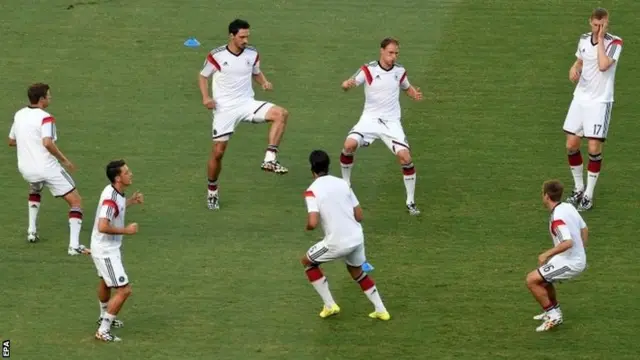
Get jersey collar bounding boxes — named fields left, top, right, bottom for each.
left=226, top=45, right=244, bottom=57
left=377, top=61, right=394, bottom=72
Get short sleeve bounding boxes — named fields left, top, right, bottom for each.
left=304, top=190, right=319, bottom=213
left=252, top=53, right=261, bottom=75
left=9, top=122, right=16, bottom=139
left=399, top=70, right=410, bottom=90
left=99, top=199, right=119, bottom=220
left=200, top=53, right=220, bottom=77
left=575, top=38, right=583, bottom=59
left=579, top=216, right=587, bottom=229
left=352, top=65, right=372, bottom=86
left=551, top=219, right=572, bottom=241
left=41, top=116, right=56, bottom=140
left=607, top=39, right=623, bottom=61
left=349, top=189, right=360, bottom=207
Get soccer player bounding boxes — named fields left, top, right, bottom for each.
left=199, top=18, right=290, bottom=210
left=301, top=150, right=390, bottom=321
left=563, top=8, right=623, bottom=211
left=91, top=160, right=143, bottom=342
left=525, top=180, right=588, bottom=332
left=339, top=37, right=423, bottom=216
left=7, top=83, right=88, bottom=255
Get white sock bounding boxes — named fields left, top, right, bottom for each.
left=99, top=301, right=109, bottom=317
left=568, top=150, right=584, bottom=191
left=68, top=208, right=82, bottom=248
left=311, top=277, right=336, bottom=307
left=402, top=163, right=416, bottom=204
left=28, top=194, right=41, bottom=233
left=264, top=145, right=278, bottom=162
left=99, top=313, right=116, bottom=332
left=364, top=286, right=387, bottom=313
left=340, top=151, right=354, bottom=186
left=585, top=153, right=602, bottom=199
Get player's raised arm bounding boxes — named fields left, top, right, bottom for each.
left=8, top=123, right=16, bottom=146
left=41, top=116, right=74, bottom=172
left=304, top=190, right=320, bottom=230
left=126, top=191, right=144, bottom=207
left=400, top=71, right=423, bottom=101
left=596, top=22, right=622, bottom=72
left=538, top=219, right=574, bottom=265
left=97, top=199, right=138, bottom=235
left=199, top=53, right=219, bottom=109
left=342, top=66, right=367, bottom=91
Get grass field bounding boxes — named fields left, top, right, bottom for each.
left=1, top=0, right=640, bottom=359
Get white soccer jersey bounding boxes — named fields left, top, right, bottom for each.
left=200, top=45, right=261, bottom=112
left=573, top=32, right=623, bottom=103
left=352, top=61, right=411, bottom=122
left=90, top=184, right=127, bottom=257
left=304, top=175, right=364, bottom=248
left=548, top=203, right=587, bottom=265
left=9, top=106, right=59, bottom=175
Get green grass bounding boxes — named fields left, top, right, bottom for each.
left=1, top=0, right=640, bottom=359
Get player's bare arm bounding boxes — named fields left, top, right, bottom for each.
left=353, top=205, right=363, bottom=222
left=581, top=226, right=589, bottom=248
left=341, top=78, right=357, bottom=91
left=42, top=136, right=75, bottom=172
left=404, top=85, right=423, bottom=101
left=252, top=72, right=273, bottom=90
left=8, top=137, right=16, bottom=146
left=306, top=212, right=319, bottom=230
left=596, top=23, right=615, bottom=71
left=198, top=74, right=215, bottom=110
left=126, top=191, right=144, bottom=207
left=569, top=59, right=583, bottom=83
left=538, top=239, right=574, bottom=265
left=97, top=217, right=139, bottom=235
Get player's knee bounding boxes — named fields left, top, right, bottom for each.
left=300, top=255, right=312, bottom=267
left=66, top=191, right=82, bottom=208
left=213, top=145, right=226, bottom=160
left=525, top=271, right=541, bottom=288
left=343, top=138, right=359, bottom=153
left=565, top=137, right=580, bottom=152
left=587, top=140, right=603, bottom=154
left=396, top=149, right=412, bottom=164
left=279, top=107, right=289, bottom=122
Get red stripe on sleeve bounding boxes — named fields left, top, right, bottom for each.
left=254, top=53, right=260, bottom=65
left=42, top=116, right=55, bottom=125
left=102, top=199, right=119, bottom=217
left=360, top=65, right=373, bottom=85
left=550, top=219, right=565, bottom=235
left=610, top=39, right=623, bottom=46
left=207, top=53, right=221, bottom=71
left=304, top=190, right=315, bottom=198
left=399, top=71, right=407, bottom=84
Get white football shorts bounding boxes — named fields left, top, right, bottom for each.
left=21, top=166, right=76, bottom=197
left=92, top=254, right=130, bottom=288
left=563, top=99, right=613, bottom=140
left=347, top=115, right=410, bottom=154
left=212, top=100, right=274, bottom=142
left=306, top=239, right=366, bottom=267
left=538, top=256, right=585, bottom=283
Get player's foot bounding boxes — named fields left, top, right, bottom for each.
left=97, top=318, right=124, bottom=328
left=406, top=203, right=420, bottom=216
left=68, top=244, right=90, bottom=256
left=368, top=311, right=391, bottom=321
left=565, top=189, right=583, bottom=206
left=95, top=330, right=121, bottom=342
left=207, top=193, right=220, bottom=210
left=319, top=304, right=340, bottom=318
left=577, top=195, right=593, bottom=212
left=535, top=316, right=563, bottom=332
left=533, top=312, right=547, bottom=321
left=261, top=160, right=288, bottom=174
left=27, top=232, right=39, bottom=243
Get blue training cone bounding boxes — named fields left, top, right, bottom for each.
left=184, top=37, right=201, bottom=48
left=362, top=262, right=374, bottom=272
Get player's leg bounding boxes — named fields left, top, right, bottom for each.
left=301, top=240, right=340, bottom=318
left=246, top=101, right=289, bottom=173
left=207, top=110, right=237, bottom=210
left=46, top=169, right=87, bottom=255
left=340, top=120, right=378, bottom=186
left=94, top=255, right=131, bottom=342
left=26, top=181, right=44, bottom=242
left=580, top=102, right=612, bottom=211
left=95, top=278, right=124, bottom=328
left=381, top=123, right=419, bottom=215
left=345, top=243, right=390, bottom=320
left=563, top=100, right=586, bottom=205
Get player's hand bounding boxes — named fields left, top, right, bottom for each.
left=262, top=81, right=273, bottom=91
left=537, top=253, right=549, bottom=266
left=410, top=87, right=423, bottom=101
left=62, top=160, right=76, bottom=173
left=341, top=79, right=356, bottom=90
left=129, top=191, right=144, bottom=205
left=597, top=22, right=607, bottom=41
left=125, top=223, right=139, bottom=235
left=203, top=97, right=215, bottom=110
left=569, top=66, right=581, bottom=83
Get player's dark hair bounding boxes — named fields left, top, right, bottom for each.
left=591, top=7, right=608, bottom=19
left=27, top=83, right=50, bottom=104
left=309, top=150, right=330, bottom=176
left=229, top=19, right=250, bottom=35
left=543, top=180, right=564, bottom=202
left=106, top=159, right=126, bottom=183
left=380, top=37, right=399, bottom=49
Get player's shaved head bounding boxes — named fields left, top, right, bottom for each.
left=543, top=180, right=564, bottom=202
left=591, top=7, right=608, bottom=20
left=309, top=150, right=330, bottom=176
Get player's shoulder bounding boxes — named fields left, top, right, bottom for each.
left=363, top=60, right=378, bottom=68
left=209, top=45, right=227, bottom=56
left=605, top=33, right=623, bottom=43
left=555, top=202, right=579, bottom=218
left=101, top=184, right=124, bottom=200
left=580, top=32, right=592, bottom=39
left=245, top=45, right=258, bottom=53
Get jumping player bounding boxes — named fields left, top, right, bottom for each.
left=339, top=37, right=423, bottom=215
left=301, top=150, right=390, bottom=321
left=8, top=83, right=88, bottom=255
left=563, top=8, right=623, bottom=211
left=525, top=180, right=588, bottom=332
left=198, top=18, right=290, bottom=210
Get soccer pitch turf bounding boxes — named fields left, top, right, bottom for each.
left=1, top=0, right=640, bottom=359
